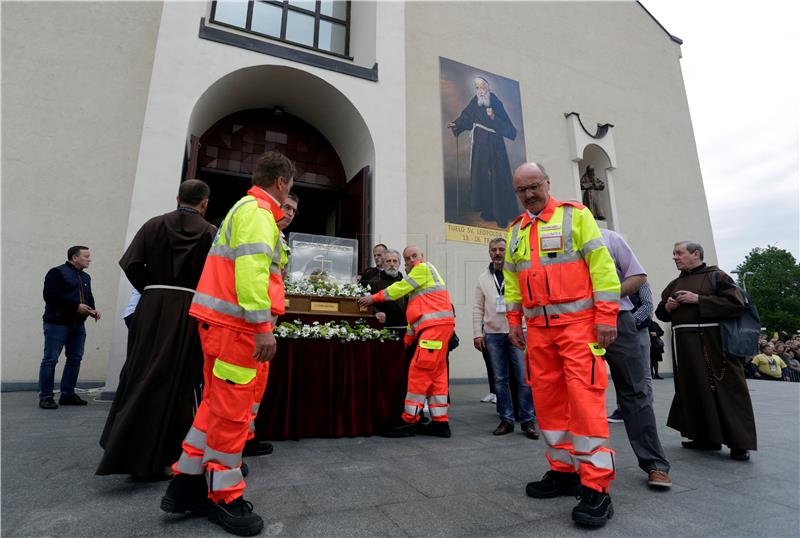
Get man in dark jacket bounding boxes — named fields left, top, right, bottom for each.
left=39, top=245, right=100, bottom=409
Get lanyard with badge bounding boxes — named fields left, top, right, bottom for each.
left=493, top=270, right=506, bottom=313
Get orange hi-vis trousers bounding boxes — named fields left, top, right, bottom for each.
left=173, top=323, right=270, bottom=504
left=525, top=320, right=615, bottom=492
left=402, top=324, right=455, bottom=423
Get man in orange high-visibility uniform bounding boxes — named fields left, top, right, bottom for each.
left=504, top=162, right=621, bottom=528
left=359, top=246, right=455, bottom=438
left=160, top=152, right=294, bottom=537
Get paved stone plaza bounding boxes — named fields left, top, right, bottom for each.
left=2, top=378, right=798, bottom=537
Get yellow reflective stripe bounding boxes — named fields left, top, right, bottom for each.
left=212, top=358, right=257, bottom=385
left=419, top=339, right=443, bottom=350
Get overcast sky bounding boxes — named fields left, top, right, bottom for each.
left=641, top=0, right=799, bottom=273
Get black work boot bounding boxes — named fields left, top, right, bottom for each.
left=418, top=420, right=452, bottom=438
left=383, top=420, right=419, bottom=438
left=243, top=439, right=274, bottom=457
left=572, top=486, right=613, bottom=527
left=208, top=496, right=264, bottom=536
left=160, top=474, right=211, bottom=515
left=526, top=470, right=581, bottom=498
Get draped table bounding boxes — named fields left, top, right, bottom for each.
left=253, top=339, right=408, bottom=440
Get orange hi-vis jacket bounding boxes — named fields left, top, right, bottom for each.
left=189, top=186, right=286, bottom=334
left=373, top=260, right=454, bottom=337
left=503, top=196, right=620, bottom=328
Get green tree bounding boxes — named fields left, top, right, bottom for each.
left=734, top=246, right=800, bottom=336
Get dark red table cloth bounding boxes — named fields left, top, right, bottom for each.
left=254, top=339, right=407, bottom=440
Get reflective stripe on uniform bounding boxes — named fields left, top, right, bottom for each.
left=509, top=221, right=522, bottom=252
left=546, top=447, right=575, bottom=466
left=429, top=395, right=448, bottom=405
left=208, top=467, right=244, bottom=492
left=419, top=339, right=443, bottom=350
left=212, top=359, right=257, bottom=385
left=403, top=275, right=421, bottom=289
left=516, top=261, right=531, bottom=271
left=580, top=237, right=605, bottom=257
left=410, top=285, right=446, bottom=299
left=202, top=447, right=242, bottom=468
left=404, top=404, right=421, bottom=416
left=593, top=291, right=620, bottom=303
left=405, top=393, right=426, bottom=404
left=562, top=206, right=574, bottom=253
left=505, top=261, right=517, bottom=273
left=523, top=298, right=595, bottom=318
left=572, top=435, right=609, bottom=453
left=269, top=264, right=282, bottom=275
left=506, top=302, right=522, bottom=312
left=541, top=429, right=572, bottom=447
left=224, top=198, right=257, bottom=245
left=429, top=406, right=448, bottom=417
left=251, top=403, right=260, bottom=414
left=184, top=426, right=207, bottom=450
left=175, top=452, right=203, bottom=475
left=574, top=450, right=614, bottom=471
left=539, top=251, right=582, bottom=266
left=248, top=421, right=255, bottom=433
left=193, top=292, right=273, bottom=323
left=410, top=310, right=454, bottom=330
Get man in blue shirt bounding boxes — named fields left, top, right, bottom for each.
left=38, top=245, right=100, bottom=409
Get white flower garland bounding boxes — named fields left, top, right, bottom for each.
left=284, top=275, right=371, bottom=298
left=275, top=319, right=400, bottom=342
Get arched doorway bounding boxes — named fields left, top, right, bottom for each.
left=183, top=65, right=375, bottom=270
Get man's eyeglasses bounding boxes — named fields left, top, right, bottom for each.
left=514, top=182, right=547, bottom=194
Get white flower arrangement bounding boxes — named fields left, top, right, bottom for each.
left=275, top=319, right=400, bottom=342
left=284, top=275, right=371, bottom=298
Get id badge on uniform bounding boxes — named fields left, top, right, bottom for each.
left=769, top=361, right=778, bottom=372
left=539, top=224, right=563, bottom=252
left=496, top=296, right=507, bottom=313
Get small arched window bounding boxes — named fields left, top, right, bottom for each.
left=210, top=0, right=350, bottom=57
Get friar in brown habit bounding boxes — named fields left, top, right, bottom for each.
left=97, top=179, right=216, bottom=478
left=655, top=241, right=757, bottom=461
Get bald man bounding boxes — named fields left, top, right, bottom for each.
left=504, top=162, right=621, bottom=527
left=359, top=246, right=455, bottom=437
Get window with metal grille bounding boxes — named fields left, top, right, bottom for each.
left=210, top=0, right=350, bottom=57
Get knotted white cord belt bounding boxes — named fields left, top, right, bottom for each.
left=143, top=285, right=196, bottom=294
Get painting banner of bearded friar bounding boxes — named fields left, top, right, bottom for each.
left=440, top=57, right=527, bottom=244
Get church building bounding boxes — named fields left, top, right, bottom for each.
left=2, top=1, right=717, bottom=390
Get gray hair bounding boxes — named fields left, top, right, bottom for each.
left=488, top=237, right=506, bottom=248
left=675, top=241, right=704, bottom=261
left=383, top=249, right=401, bottom=260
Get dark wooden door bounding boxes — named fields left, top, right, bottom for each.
left=337, top=166, right=371, bottom=272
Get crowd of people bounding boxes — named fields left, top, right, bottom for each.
left=35, top=152, right=787, bottom=535
left=745, top=336, right=800, bottom=382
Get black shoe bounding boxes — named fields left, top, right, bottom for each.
left=653, top=375, right=664, bottom=380
left=208, top=497, right=263, bottom=536
left=681, top=440, right=722, bottom=451
left=39, top=397, right=58, bottom=409
left=243, top=440, right=273, bottom=457
left=730, top=448, right=750, bottom=461
left=383, top=421, right=418, bottom=438
left=521, top=421, right=539, bottom=440
left=526, top=470, right=581, bottom=499
left=493, top=420, right=514, bottom=435
left=572, top=486, right=613, bottom=527
left=418, top=420, right=451, bottom=438
left=160, top=474, right=211, bottom=515
left=58, top=393, right=88, bottom=406
left=607, top=409, right=624, bottom=423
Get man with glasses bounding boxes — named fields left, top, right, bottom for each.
left=504, top=162, right=620, bottom=527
